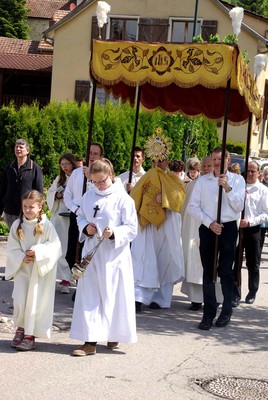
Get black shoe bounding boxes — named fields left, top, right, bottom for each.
left=215, top=314, right=232, bottom=328
left=245, top=294, right=255, bottom=304
left=188, top=302, right=202, bottom=311
left=149, top=302, right=161, bottom=309
left=232, top=297, right=240, bottom=308
left=135, top=301, right=142, bottom=313
left=198, top=317, right=213, bottom=330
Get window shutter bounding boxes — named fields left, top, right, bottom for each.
left=91, top=16, right=107, bottom=41
left=75, top=80, right=91, bottom=104
left=138, top=18, right=169, bottom=42
left=201, top=20, right=218, bottom=41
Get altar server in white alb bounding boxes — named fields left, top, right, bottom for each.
left=119, top=146, right=146, bottom=192
left=5, top=190, right=62, bottom=351
left=70, top=159, right=138, bottom=357
left=63, top=143, right=103, bottom=273
left=46, top=152, right=77, bottom=293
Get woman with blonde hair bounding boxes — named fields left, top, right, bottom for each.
left=70, top=159, right=137, bottom=356
left=228, top=162, right=241, bottom=175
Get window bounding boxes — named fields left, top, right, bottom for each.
left=75, top=80, right=90, bottom=104
left=169, top=18, right=202, bottom=42
left=91, top=16, right=138, bottom=104
left=107, top=17, right=138, bottom=41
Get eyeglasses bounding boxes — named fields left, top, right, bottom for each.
left=91, top=175, right=109, bottom=186
left=60, top=162, right=72, bottom=167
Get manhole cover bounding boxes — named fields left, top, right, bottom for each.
left=196, top=377, right=268, bottom=400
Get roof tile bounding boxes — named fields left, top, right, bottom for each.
left=27, top=0, right=69, bottom=19
left=0, top=37, right=52, bottom=71
left=52, top=9, right=70, bottom=23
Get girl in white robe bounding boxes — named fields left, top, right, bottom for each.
left=70, top=159, right=138, bottom=357
left=46, top=153, right=77, bottom=292
left=5, top=190, right=62, bottom=351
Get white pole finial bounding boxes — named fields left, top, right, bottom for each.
left=96, top=1, right=111, bottom=29
left=229, top=7, right=244, bottom=37
left=254, top=54, right=268, bottom=77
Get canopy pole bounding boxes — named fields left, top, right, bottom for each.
left=213, top=78, right=231, bottom=282
left=236, top=112, right=253, bottom=288
left=83, top=78, right=97, bottom=194
left=128, top=86, right=142, bottom=189
left=193, top=0, right=199, bottom=39
left=74, top=78, right=97, bottom=267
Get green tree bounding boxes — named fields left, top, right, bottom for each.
left=0, top=0, right=29, bottom=39
left=234, top=0, right=268, bottom=17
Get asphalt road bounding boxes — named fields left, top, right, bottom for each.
left=0, top=239, right=268, bottom=400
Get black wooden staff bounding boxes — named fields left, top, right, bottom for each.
left=127, top=86, right=142, bottom=192
left=213, top=78, right=231, bottom=282
left=75, top=78, right=97, bottom=265
left=236, top=112, right=253, bottom=288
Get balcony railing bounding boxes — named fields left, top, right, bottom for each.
left=1, top=95, right=50, bottom=108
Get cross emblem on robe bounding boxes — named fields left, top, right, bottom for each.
left=93, top=205, right=100, bottom=217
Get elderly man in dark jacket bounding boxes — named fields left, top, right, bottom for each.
left=0, top=139, right=43, bottom=228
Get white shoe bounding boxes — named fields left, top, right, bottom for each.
left=60, top=286, right=70, bottom=294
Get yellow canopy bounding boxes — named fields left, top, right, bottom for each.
left=90, top=40, right=261, bottom=125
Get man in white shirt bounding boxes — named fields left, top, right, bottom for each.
left=188, top=147, right=245, bottom=330
left=232, top=161, right=268, bottom=307
left=119, top=147, right=145, bottom=192
left=64, top=143, right=103, bottom=273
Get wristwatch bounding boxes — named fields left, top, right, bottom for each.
left=226, top=186, right=232, bottom=193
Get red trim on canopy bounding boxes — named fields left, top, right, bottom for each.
left=103, top=82, right=249, bottom=124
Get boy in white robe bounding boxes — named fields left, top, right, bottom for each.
left=5, top=190, right=62, bottom=351
left=70, top=159, right=137, bottom=356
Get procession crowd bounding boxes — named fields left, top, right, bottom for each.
left=0, top=133, right=268, bottom=356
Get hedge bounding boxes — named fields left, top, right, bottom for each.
left=0, top=101, right=220, bottom=187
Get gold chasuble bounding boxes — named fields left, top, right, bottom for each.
left=130, top=167, right=185, bottom=229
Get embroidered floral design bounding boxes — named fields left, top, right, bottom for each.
left=174, top=48, right=223, bottom=75
left=143, top=182, right=161, bottom=215
left=102, top=46, right=149, bottom=72
left=101, top=44, right=224, bottom=76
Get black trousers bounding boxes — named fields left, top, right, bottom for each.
left=260, top=226, right=268, bottom=254
left=233, top=225, right=261, bottom=299
left=199, top=221, right=238, bottom=319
